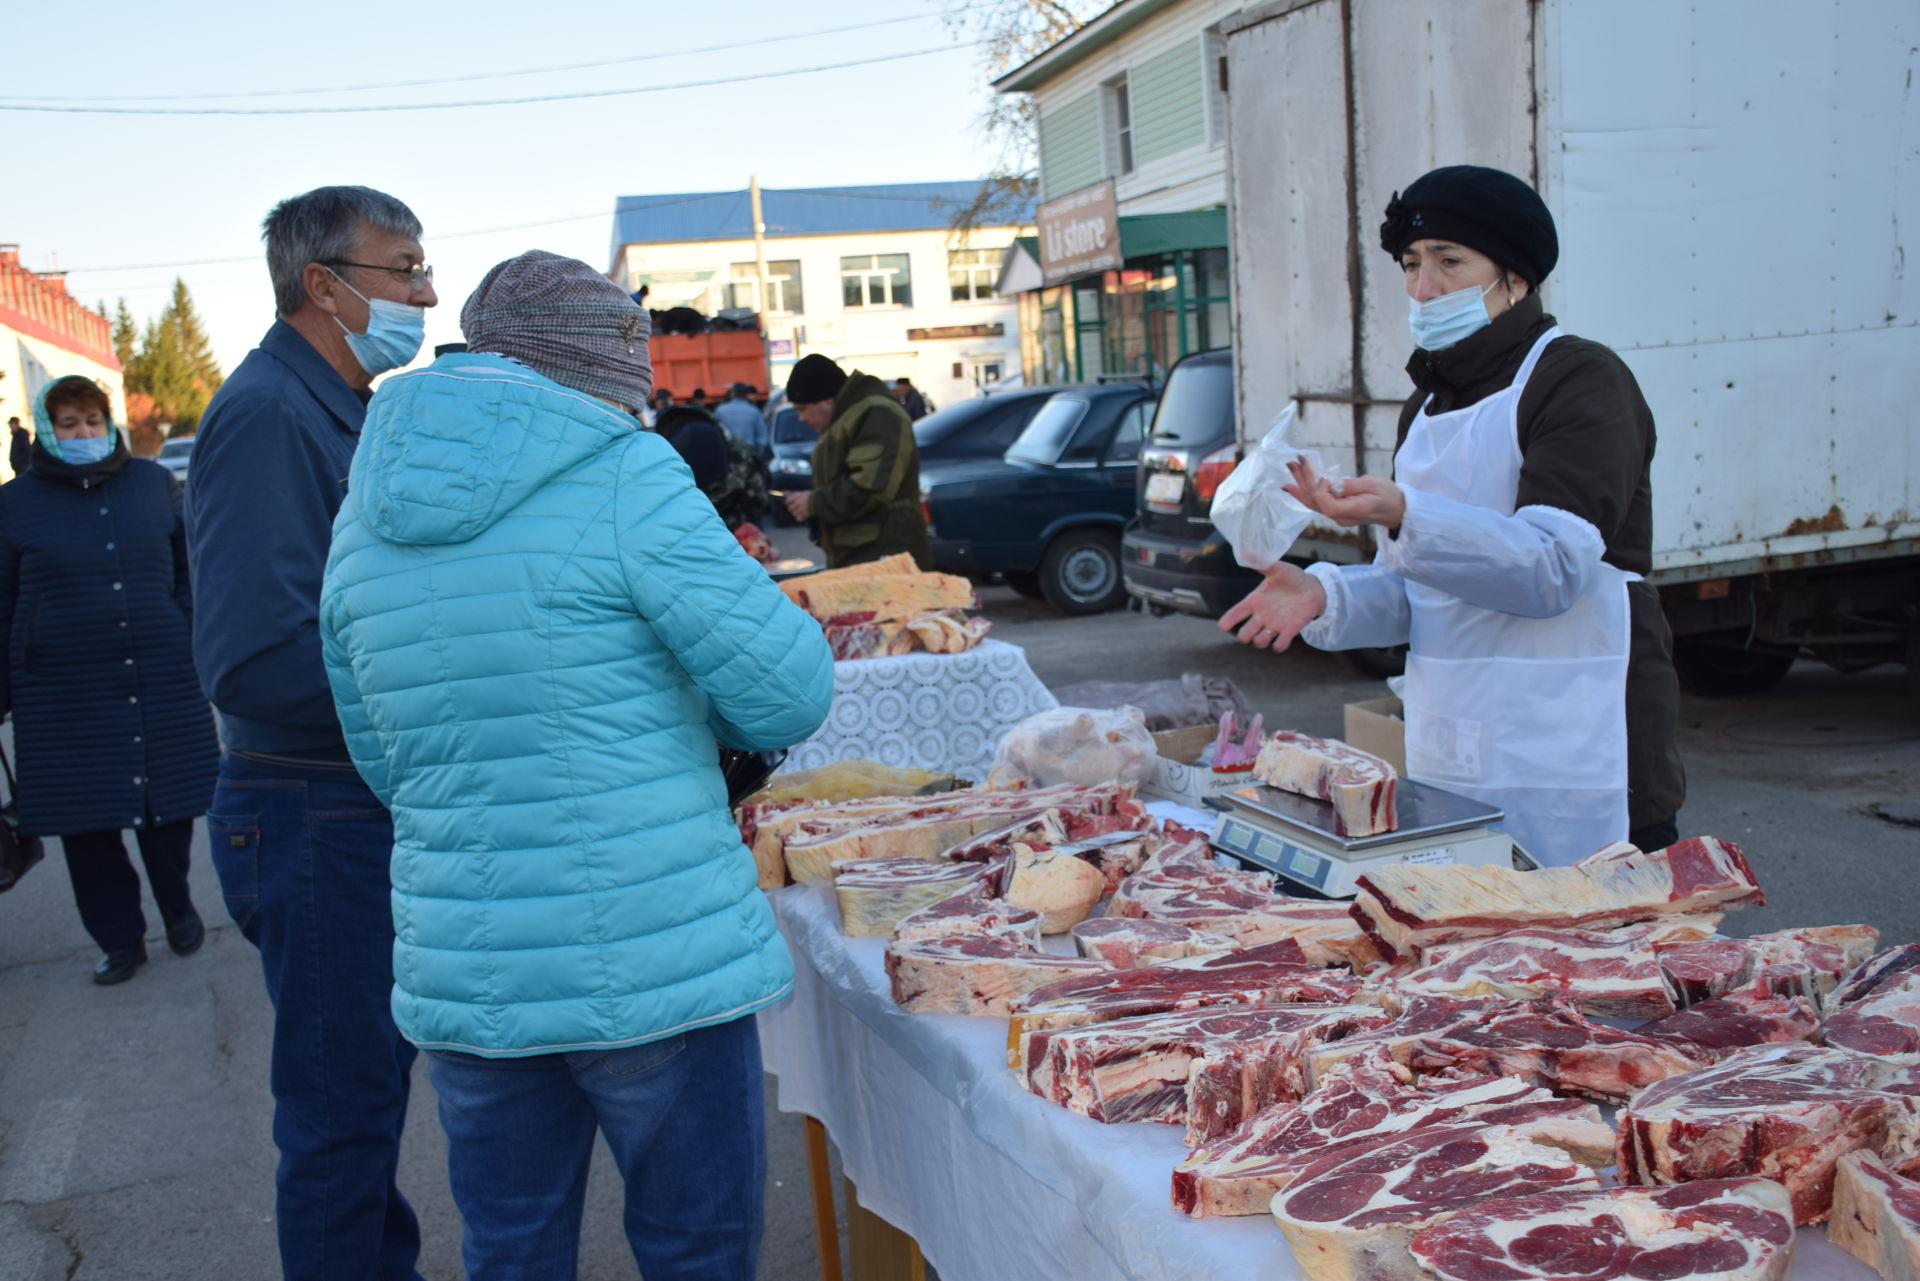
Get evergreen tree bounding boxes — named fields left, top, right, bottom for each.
left=112, top=299, right=138, bottom=373
left=164, top=278, right=223, bottom=404
left=121, top=280, right=225, bottom=433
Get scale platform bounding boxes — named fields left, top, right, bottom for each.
left=1210, top=779, right=1517, bottom=898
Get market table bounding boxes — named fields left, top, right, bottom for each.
left=782, top=638, right=1058, bottom=783
left=759, top=879, right=1876, bottom=1281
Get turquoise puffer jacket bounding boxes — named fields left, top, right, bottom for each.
left=320, top=353, right=833, bottom=1057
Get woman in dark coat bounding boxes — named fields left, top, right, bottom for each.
left=0, top=376, right=220, bottom=984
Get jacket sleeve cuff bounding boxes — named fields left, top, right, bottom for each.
left=1298, top=562, right=1348, bottom=649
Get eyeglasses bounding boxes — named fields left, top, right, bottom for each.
left=321, top=260, right=434, bottom=290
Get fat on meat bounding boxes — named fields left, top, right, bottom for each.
left=1409, top=1178, right=1797, bottom=1281
left=1617, top=1042, right=1920, bottom=1225
left=1661, top=938, right=1763, bottom=1007
left=831, top=856, right=1001, bottom=937
left=1110, top=863, right=1382, bottom=969
left=1829, top=1150, right=1920, bottom=1281
left=890, top=890, right=1041, bottom=946
left=884, top=934, right=1110, bottom=1016
left=1252, top=731, right=1398, bottom=838
left=1068, top=917, right=1235, bottom=969
left=1396, top=918, right=1722, bottom=1019
left=1637, top=989, right=1821, bottom=1057
left=1830, top=945, right=1920, bottom=1015
left=1826, top=972, right=1920, bottom=1063
left=1745, top=924, right=1880, bottom=1002
left=1351, top=836, right=1764, bottom=961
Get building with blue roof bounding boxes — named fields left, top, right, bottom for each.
left=609, top=181, right=1033, bottom=407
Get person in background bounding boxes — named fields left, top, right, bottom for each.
left=187, top=184, right=437, bottom=1281
left=652, top=402, right=729, bottom=492
left=320, top=251, right=833, bottom=1280
left=688, top=386, right=708, bottom=409
left=1220, top=165, right=1683, bottom=865
left=8, top=416, right=30, bottom=478
left=0, top=375, right=217, bottom=984
left=782, top=354, right=930, bottom=569
left=713, top=381, right=768, bottom=455
left=892, top=376, right=930, bottom=420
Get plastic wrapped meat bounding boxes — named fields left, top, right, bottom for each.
left=1252, top=731, right=1397, bottom=837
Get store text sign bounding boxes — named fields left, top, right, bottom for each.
left=1036, top=180, right=1122, bottom=286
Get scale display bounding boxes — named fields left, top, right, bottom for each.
left=1220, top=779, right=1503, bottom=851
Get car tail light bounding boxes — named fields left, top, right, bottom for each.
left=1193, top=443, right=1239, bottom=506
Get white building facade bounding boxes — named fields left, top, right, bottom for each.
left=0, top=244, right=125, bottom=480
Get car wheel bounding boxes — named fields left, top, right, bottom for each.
left=1038, top=529, right=1127, bottom=615
left=1345, top=645, right=1408, bottom=680
left=1003, top=570, right=1047, bottom=600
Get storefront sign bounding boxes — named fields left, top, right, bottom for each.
left=1035, top=179, right=1122, bottom=286
left=906, top=323, right=1005, bottom=342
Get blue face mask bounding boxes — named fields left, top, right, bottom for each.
left=59, top=434, right=114, bottom=464
left=327, top=268, right=426, bottom=377
left=1408, top=280, right=1498, bottom=351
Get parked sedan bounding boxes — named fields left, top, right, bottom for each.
left=922, top=383, right=1158, bottom=614
left=156, top=435, right=195, bottom=486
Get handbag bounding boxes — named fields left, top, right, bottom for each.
left=0, top=744, right=44, bottom=893
left=721, top=747, right=787, bottom=808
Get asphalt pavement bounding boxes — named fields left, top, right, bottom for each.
left=1, top=525, right=1915, bottom=1279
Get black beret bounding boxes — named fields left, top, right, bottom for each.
left=1379, top=165, right=1559, bottom=287
left=786, top=353, right=848, bottom=405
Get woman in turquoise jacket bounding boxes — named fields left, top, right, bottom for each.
left=319, top=252, right=834, bottom=1281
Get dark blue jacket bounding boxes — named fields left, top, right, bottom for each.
left=187, top=321, right=369, bottom=757
left=0, top=430, right=219, bottom=836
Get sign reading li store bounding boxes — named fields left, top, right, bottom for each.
left=1035, top=179, right=1122, bottom=286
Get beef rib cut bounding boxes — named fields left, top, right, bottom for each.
left=1831, top=945, right=1920, bottom=1014
left=1829, top=1149, right=1920, bottom=1281
left=884, top=934, right=1110, bottom=1016
left=1111, top=863, right=1382, bottom=969
left=1396, top=919, right=1721, bottom=1019
left=1068, top=916, right=1235, bottom=969
left=1826, top=972, right=1920, bottom=1063
left=890, top=890, right=1040, bottom=946
left=1637, top=989, right=1820, bottom=1057
left=832, top=856, right=1000, bottom=937
left=1252, top=731, right=1398, bottom=837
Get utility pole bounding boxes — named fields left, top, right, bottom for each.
left=750, top=176, right=778, bottom=385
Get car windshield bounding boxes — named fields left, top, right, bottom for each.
left=159, top=438, right=194, bottom=458
left=771, top=408, right=812, bottom=445
left=1006, top=396, right=1091, bottom=465
left=912, top=397, right=1001, bottom=449
left=1148, top=355, right=1234, bottom=446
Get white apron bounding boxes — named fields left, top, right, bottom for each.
left=1394, top=327, right=1633, bottom=867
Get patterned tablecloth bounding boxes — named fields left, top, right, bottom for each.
left=783, top=638, right=1058, bottom=782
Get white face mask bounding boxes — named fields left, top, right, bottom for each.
left=1408, top=280, right=1498, bottom=351
left=327, top=268, right=426, bottom=376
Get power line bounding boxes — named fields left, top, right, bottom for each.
left=0, top=12, right=955, bottom=104
left=0, top=44, right=973, bottom=116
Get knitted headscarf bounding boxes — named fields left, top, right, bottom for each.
left=460, top=251, right=653, bottom=411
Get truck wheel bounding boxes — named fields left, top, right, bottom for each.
left=1345, top=645, right=1408, bottom=680
left=1038, top=529, right=1127, bottom=615
left=1003, top=570, right=1047, bottom=601
left=1672, top=636, right=1796, bottom=696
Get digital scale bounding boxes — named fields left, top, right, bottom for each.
left=1209, top=779, right=1527, bottom=898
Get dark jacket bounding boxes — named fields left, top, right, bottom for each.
left=810, top=370, right=930, bottom=569
left=186, top=320, right=370, bottom=757
left=8, top=426, right=29, bottom=479
left=0, top=435, right=219, bottom=835
left=1396, top=294, right=1685, bottom=830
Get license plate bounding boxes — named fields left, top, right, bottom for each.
left=1145, top=472, right=1185, bottom=508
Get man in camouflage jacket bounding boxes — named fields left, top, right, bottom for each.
left=782, top=354, right=930, bottom=569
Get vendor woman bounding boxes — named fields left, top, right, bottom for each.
left=1221, top=164, right=1684, bottom=866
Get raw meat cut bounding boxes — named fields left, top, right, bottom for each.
left=1172, top=1051, right=1600, bottom=1218
left=1253, top=731, right=1398, bottom=837
left=1024, top=1004, right=1388, bottom=1145
left=1638, top=989, right=1820, bottom=1056
left=1008, top=941, right=1351, bottom=1068
left=884, top=934, right=1110, bottom=1016
left=821, top=619, right=916, bottom=661
left=1409, top=1178, right=1797, bottom=1281
left=1111, top=863, right=1382, bottom=969
left=832, top=856, right=1000, bottom=937
left=1002, top=841, right=1107, bottom=933
left=1617, top=1042, right=1920, bottom=1224
left=1827, top=972, right=1920, bottom=1062
left=935, top=810, right=1067, bottom=861
left=732, top=521, right=776, bottom=563
left=1831, top=945, right=1920, bottom=1014
left=903, top=608, right=990, bottom=654
left=1830, top=1150, right=1920, bottom=1281
left=1068, top=917, right=1234, bottom=968
left=1397, top=919, right=1722, bottom=1019
left=1351, top=836, right=1764, bottom=960
left=778, top=552, right=976, bottom=620
left=891, top=890, right=1041, bottom=946
left=1660, top=938, right=1755, bottom=1006
left=1269, top=1119, right=1608, bottom=1281
left=1309, top=995, right=1708, bottom=1105
left=1745, top=924, right=1880, bottom=1001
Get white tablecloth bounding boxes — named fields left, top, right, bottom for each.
left=758, top=882, right=1870, bottom=1281
left=783, top=638, right=1058, bottom=782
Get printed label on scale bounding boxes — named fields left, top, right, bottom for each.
left=1400, top=845, right=1457, bottom=867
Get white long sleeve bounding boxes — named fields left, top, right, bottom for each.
left=1380, top=488, right=1607, bottom=618
left=1298, top=562, right=1412, bottom=651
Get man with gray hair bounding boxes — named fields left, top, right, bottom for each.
left=187, top=185, right=437, bottom=1281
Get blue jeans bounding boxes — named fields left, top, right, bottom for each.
left=427, top=1015, right=766, bottom=1281
left=208, top=750, right=421, bottom=1281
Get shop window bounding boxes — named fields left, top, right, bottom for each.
left=1105, top=75, right=1134, bottom=176
left=841, top=253, right=913, bottom=309
left=948, top=248, right=998, bottom=302
left=725, top=260, right=803, bottom=314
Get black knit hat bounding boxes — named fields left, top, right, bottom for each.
left=1379, top=166, right=1558, bottom=288
left=786, top=353, right=848, bottom=405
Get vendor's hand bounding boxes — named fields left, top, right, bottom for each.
left=783, top=490, right=812, bottom=521
left=1218, top=562, right=1328, bottom=651
left=1282, top=457, right=1406, bottom=530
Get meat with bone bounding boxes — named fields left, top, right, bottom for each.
left=1024, top=1004, right=1389, bottom=1145
left=1617, top=1042, right=1920, bottom=1224
left=1308, top=995, right=1709, bottom=1105
left=1269, top=1119, right=1611, bottom=1281
left=884, top=933, right=1110, bottom=1016
left=1826, top=973, right=1920, bottom=1062
left=1830, top=1150, right=1920, bottom=1281
left=1351, top=836, right=1764, bottom=961
left=821, top=620, right=915, bottom=660
left=1831, top=945, right=1920, bottom=1015
left=1745, top=924, right=1880, bottom=1001
left=891, top=890, right=1040, bottom=946
left=1409, top=1178, right=1797, bottom=1281
left=1660, top=938, right=1758, bottom=1007
left=1068, top=916, right=1234, bottom=968
left=1396, top=918, right=1722, bottom=1020
left=832, top=856, right=1002, bottom=937
left=1002, top=841, right=1108, bottom=934
left=1172, top=1050, right=1598, bottom=1218
left=903, top=608, right=990, bottom=654
left=1253, top=731, right=1398, bottom=837
left=937, top=810, right=1068, bottom=862
left=1637, top=989, right=1821, bottom=1057
left=1110, top=863, right=1382, bottom=969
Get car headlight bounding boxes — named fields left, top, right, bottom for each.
left=787, top=458, right=811, bottom=474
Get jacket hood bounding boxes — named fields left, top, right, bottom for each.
left=350, top=352, right=641, bottom=546
left=31, top=379, right=130, bottom=483
left=835, top=369, right=893, bottom=413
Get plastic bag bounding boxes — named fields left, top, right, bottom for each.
left=987, top=706, right=1158, bottom=789
left=1208, top=402, right=1344, bottom=571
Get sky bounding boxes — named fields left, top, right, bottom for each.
left=4, top=0, right=1006, bottom=377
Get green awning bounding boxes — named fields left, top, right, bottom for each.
left=1118, top=209, right=1228, bottom=259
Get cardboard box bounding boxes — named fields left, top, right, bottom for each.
left=1143, top=725, right=1259, bottom=807
left=1343, top=696, right=1407, bottom=775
